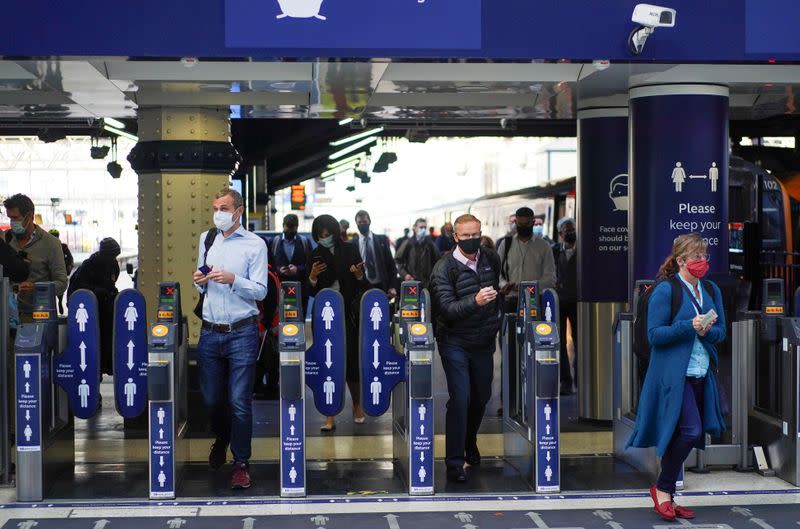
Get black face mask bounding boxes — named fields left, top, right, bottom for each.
left=457, top=237, right=481, bottom=255
left=564, top=232, right=577, bottom=245
left=357, top=222, right=370, bottom=236
left=284, top=229, right=297, bottom=240
left=516, top=225, right=533, bottom=238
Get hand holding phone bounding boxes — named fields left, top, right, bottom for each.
left=700, top=309, right=718, bottom=329
left=198, top=264, right=212, bottom=276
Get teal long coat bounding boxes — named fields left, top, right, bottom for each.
left=626, top=278, right=727, bottom=456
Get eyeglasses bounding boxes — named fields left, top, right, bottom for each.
left=684, top=253, right=710, bottom=262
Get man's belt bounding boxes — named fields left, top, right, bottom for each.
left=202, top=315, right=257, bottom=333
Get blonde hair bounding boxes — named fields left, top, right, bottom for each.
left=657, top=233, right=708, bottom=279
left=453, top=213, right=481, bottom=229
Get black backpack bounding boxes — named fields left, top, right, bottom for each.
left=633, top=275, right=712, bottom=383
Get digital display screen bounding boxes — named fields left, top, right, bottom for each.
left=403, top=285, right=419, bottom=303
left=729, top=222, right=744, bottom=254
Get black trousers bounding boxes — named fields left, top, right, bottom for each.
left=559, top=300, right=578, bottom=387
left=439, top=341, right=494, bottom=468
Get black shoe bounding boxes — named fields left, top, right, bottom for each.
left=446, top=466, right=467, bottom=483
left=209, top=440, right=228, bottom=470
left=560, top=383, right=573, bottom=396
left=465, top=448, right=481, bottom=466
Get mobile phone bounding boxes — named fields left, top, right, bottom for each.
left=700, top=309, right=718, bottom=328
left=198, top=264, right=212, bottom=275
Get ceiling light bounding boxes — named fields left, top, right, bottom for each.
left=327, top=153, right=364, bottom=170
left=338, top=118, right=354, bottom=126
left=107, top=161, right=123, bottom=179
left=320, top=166, right=355, bottom=180
left=328, top=136, right=376, bottom=161
left=104, top=125, right=139, bottom=142
left=329, top=127, right=384, bottom=147
left=36, top=128, right=66, bottom=143
left=90, top=145, right=110, bottom=159
left=103, top=117, right=126, bottom=129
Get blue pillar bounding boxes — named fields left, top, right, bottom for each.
left=575, top=103, right=629, bottom=421
left=629, top=84, right=729, bottom=289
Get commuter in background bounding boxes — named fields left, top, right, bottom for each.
left=627, top=233, right=726, bottom=522
left=309, top=214, right=368, bottom=431
left=430, top=214, right=501, bottom=483
left=496, top=207, right=556, bottom=314
left=395, top=218, right=440, bottom=290
left=339, top=219, right=351, bottom=241
left=429, top=226, right=437, bottom=241
left=67, top=238, right=121, bottom=376
left=271, top=213, right=311, bottom=310
left=480, top=235, right=495, bottom=251
left=355, top=210, right=399, bottom=298
left=533, top=215, right=554, bottom=245
left=504, top=213, right=517, bottom=238
left=395, top=227, right=411, bottom=251
left=553, top=217, right=578, bottom=395
left=436, top=222, right=456, bottom=254
left=4, top=194, right=67, bottom=321
left=49, top=229, right=73, bottom=314
left=193, top=187, right=269, bottom=490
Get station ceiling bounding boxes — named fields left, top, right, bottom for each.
left=1, top=59, right=800, bottom=189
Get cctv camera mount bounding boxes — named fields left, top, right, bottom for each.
left=628, top=25, right=654, bottom=56
left=628, top=3, right=676, bottom=55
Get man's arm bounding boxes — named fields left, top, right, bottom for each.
left=539, top=241, right=557, bottom=290
left=379, top=236, right=400, bottom=291
left=430, top=260, right=480, bottom=322
left=231, top=240, right=269, bottom=302
left=395, top=240, right=411, bottom=279
left=49, top=237, right=68, bottom=296
left=496, top=238, right=509, bottom=288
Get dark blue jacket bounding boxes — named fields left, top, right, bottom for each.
left=626, top=278, right=727, bottom=455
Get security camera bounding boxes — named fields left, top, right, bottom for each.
left=628, top=4, right=676, bottom=55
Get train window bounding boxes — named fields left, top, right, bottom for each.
left=761, top=190, right=785, bottom=249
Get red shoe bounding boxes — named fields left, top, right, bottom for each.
left=231, top=462, right=251, bottom=490
left=649, top=485, right=675, bottom=521
left=672, top=503, right=695, bottom=519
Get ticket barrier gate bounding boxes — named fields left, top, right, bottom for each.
left=390, top=281, right=434, bottom=495
left=613, top=280, right=751, bottom=484
left=15, top=283, right=75, bottom=502
left=742, top=279, right=800, bottom=484
left=501, top=281, right=562, bottom=492
left=147, top=282, right=189, bottom=499
left=1, top=270, right=11, bottom=484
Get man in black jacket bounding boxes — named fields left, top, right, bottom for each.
left=553, top=217, right=578, bottom=395
left=0, top=236, right=29, bottom=282
left=354, top=210, right=399, bottom=297
left=271, top=214, right=311, bottom=310
left=430, top=213, right=500, bottom=483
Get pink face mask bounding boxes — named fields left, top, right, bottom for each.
left=686, top=259, right=710, bottom=279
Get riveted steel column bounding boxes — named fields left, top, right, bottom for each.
left=130, top=107, right=240, bottom=345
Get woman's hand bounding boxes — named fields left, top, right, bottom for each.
left=309, top=260, right=327, bottom=282
left=697, top=318, right=717, bottom=337
left=692, top=315, right=704, bottom=333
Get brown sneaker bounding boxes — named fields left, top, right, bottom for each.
left=231, top=462, right=251, bottom=489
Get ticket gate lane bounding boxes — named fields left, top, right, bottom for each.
left=113, top=289, right=148, bottom=418
left=279, top=282, right=306, bottom=497
left=55, top=289, right=100, bottom=419
left=359, top=289, right=405, bottom=417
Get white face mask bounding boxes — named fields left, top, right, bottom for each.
left=213, top=210, right=236, bottom=232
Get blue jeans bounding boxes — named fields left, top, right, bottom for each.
left=196, top=324, right=259, bottom=464
left=657, top=377, right=705, bottom=495
left=439, top=341, right=494, bottom=468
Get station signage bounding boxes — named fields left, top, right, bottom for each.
left=360, top=289, right=406, bottom=417
left=290, top=185, right=306, bottom=211
left=535, top=398, right=559, bottom=493
left=305, top=289, right=346, bottom=416
left=16, top=354, right=41, bottom=452
left=55, top=290, right=100, bottom=419
left=280, top=398, right=305, bottom=495
left=114, top=289, right=148, bottom=417
left=409, top=397, right=434, bottom=494
left=149, top=402, right=175, bottom=499
left=225, top=0, right=482, bottom=50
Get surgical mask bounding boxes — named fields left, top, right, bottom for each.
left=357, top=223, right=370, bottom=236
left=457, top=237, right=481, bottom=255
left=318, top=235, right=335, bottom=249
left=416, top=227, right=427, bottom=239
left=516, top=225, right=533, bottom=238
left=284, top=230, right=297, bottom=240
left=10, top=219, right=27, bottom=236
left=686, top=259, right=710, bottom=279
left=532, top=225, right=544, bottom=237
left=564, top=232, right=576, bottom=245
left=213, top=210, right=236, bottom=232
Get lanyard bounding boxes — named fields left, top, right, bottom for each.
left=678, top=280, right=703, bottom=315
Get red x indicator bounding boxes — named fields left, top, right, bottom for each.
left=408, top=286, right=418, bottom=295
left=166, top=287, right=175, bottom=295
left=287, top=287, right=296, bottom=295
left=527, top=287, right=535, bottom=294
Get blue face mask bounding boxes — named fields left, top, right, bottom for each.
left=532, top=225, right=544, bottom=237
left=318, top=235, right=335, bottom=249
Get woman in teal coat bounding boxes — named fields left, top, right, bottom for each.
left=627, top=233, right=727, bottom=521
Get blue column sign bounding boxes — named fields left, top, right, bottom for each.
left=114, top=289, right=148, bottom=417
left=55, top=290, right=100, bottom=419
left=409, top=397, right=433, bottom=494
left=305, top=289, right=346, bottom=416
left=577, top=111, right=629, bottom=302
left=16, top=354, right=41, bottom=452
left=149, top=402, right=174, bottom=499
left=629, top=86, right=729, bottom=290
left=280, top=398, right=305, bottom=495
left=359, top=290, right=406, bottom=417
left=535, top=398, right=559, bottom=492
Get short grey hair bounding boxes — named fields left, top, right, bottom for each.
left=557, top=216, right=575, bottom=232
left=215, top=187, right=244, bottom=209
